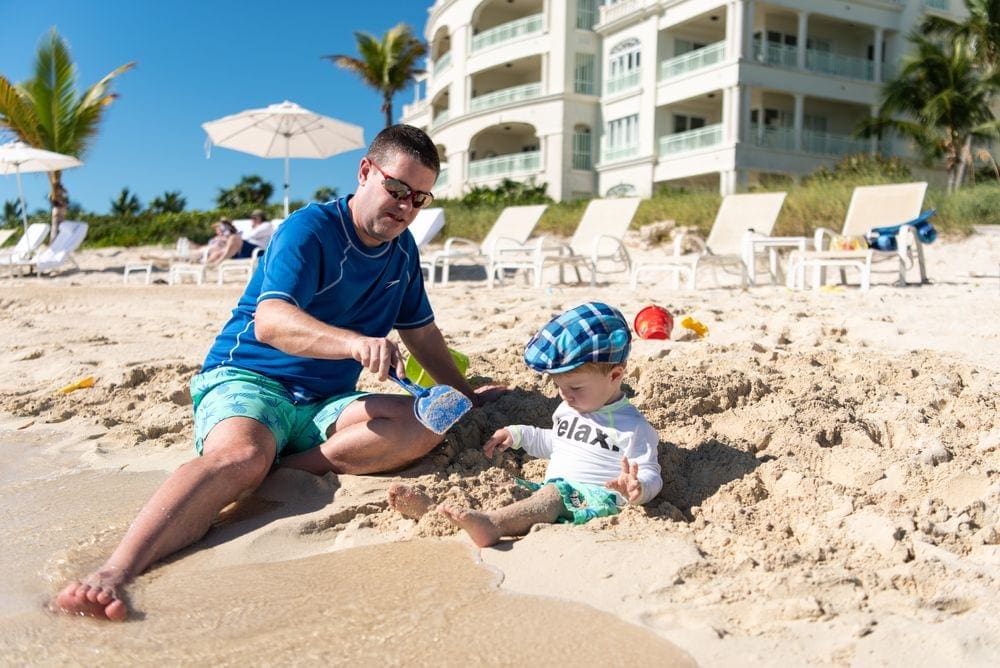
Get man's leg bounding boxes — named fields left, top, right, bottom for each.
left=438, top=484, right=570, bottom=547
left=53, top=417, right=276, bottom=621
left=280, top=394, right=442, bottom=475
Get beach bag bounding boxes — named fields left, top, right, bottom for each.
left=866, top=209, right=937, bottom=252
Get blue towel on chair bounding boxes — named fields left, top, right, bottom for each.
left=867, top=209, right=937, bottom=251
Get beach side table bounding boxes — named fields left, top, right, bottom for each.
left=744, top=236, right=809, bottom=285
left=123, top=262, right=154, bottom=285
left=168, top=262, right=205, bottom=285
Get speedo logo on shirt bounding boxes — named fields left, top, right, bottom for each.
left=555, top=417, right=620, bottom=452
left=384, top=279, right=401, bottom=289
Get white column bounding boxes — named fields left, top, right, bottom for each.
left=742, top=1, right=754, bottom=61
left=738, top=84, right=750, bottom=143
left=797, top=11, right=808, bottom=70
left=722, top=86, right=733, bottom=143
left=720, top=169, right=737, bottom=196
left=793, top=94, right=804, bottom=151
left=726, top=1, right=740, bottom=61
left=873, top=28, right=884, bottom=82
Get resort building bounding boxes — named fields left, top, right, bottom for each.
left=400, top=0, right=969, bottom=201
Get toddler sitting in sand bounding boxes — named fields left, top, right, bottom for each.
left=388, top=301, right=662, bottom=546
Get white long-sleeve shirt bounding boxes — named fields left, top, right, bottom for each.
left=507, top=396, right=663, bottom=505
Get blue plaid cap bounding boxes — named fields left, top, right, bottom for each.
left=524, top=302, right=632, bottom=374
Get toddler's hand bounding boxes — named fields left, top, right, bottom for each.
left=605, top=457, right=643, bottom=503
left=483, top=428, right=513, bottom=458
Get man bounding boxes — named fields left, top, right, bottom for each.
left=55, top=124, right=501, bottom=621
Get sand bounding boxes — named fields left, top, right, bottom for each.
left=1, top=230, right=999, bottom=666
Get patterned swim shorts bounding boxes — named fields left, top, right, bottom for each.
left=519, top=477, right=621, bottom=525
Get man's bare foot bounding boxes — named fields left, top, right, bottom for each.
left=387, top=482, right=435, bottom=520
left=438, top=504, right=502, bottom=547
left=52, top=568, right=129, bottom=622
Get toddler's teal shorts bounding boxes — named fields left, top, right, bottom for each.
left=519, top=477, right=621, bottom=525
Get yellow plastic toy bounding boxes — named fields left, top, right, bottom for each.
left=59, top=376, right=95, bottom=394
left=680, top=315, right=708, bottom=338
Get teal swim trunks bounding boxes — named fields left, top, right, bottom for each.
left=190, top=367, right=366, bottom=459
left=519, top=477, right=621, bottom=525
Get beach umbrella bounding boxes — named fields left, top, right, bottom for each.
left=202, top=100, right=365, bottom=217
left=0, top=141, right=83, bottom=235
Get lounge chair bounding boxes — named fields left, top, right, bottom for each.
left=0, top=223, right=49, bottom=275
left=630, top=192, right=788, bottom=290
left=409, top=207, right=445, bottom=249
left=787, top=182, right=929, bottom=291
left=492, top=197, right=642, bottom=288
left=14, top=221, right=88, bottom=277
left=420, top=205, right=548, bottom=286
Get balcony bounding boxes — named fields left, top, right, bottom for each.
left=470, top=82, right=543, bottom=112
left=606, top=70, right=640, bottom=95
left=659, top=124, right=724, bottom=156
left=434, top=166, right=449, bottom=190
left=471, top=14, right=544, bottom=53
left=598, top=0, right=657, bottom=27
left=753, top=38, right=876, bottom=82
left=749, top=124, right=888, bottom=157
left=468, top=151, right=542, bottom=180
left=602, top=142, right=640, bottom=163
left=431, top=110, right=450, bottom=128
left=659, top=41, right=726, bottom=81
left=432, top=52, right=452, bottom=78
left=924, top=0, right=950, bottom=9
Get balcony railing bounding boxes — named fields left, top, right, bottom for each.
left=432, top=52, right=452, bottom=77
left=749, top=123, right=888, bottom=157
left=471, top=14, right=544, bottom=53
left=659, top=124, right=724, bottom=156
left=468, top=151, right=541, bottom=180
left=659, top=41, right=726, bottom=81
left=605, top=70, right=640, bottom=95
left=431, top=110, right=450, bottom=128
left=924, top=0, right=950, bottom=9
left=434, top=166, right=449, bottom=190
left=601, top=142, right=640, bottom=163
left=598, top=0, right=657, bottom=26
left=753, top=38, right=877, bottom=81
left=469, top=82, right=542, bottom=112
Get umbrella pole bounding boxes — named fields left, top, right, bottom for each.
left=15, top=165, right=28, bottom=237
left=283, top=155, right=290, bottom=219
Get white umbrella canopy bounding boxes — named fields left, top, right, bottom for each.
left=202, top=100, right=365, bottom=217
left=0, top=141, right=83, bottom=235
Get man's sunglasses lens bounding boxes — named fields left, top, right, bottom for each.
left=384, top=178, right=432, bottom=208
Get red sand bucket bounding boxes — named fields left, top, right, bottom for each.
left=633, top=305, right=673, bottom=340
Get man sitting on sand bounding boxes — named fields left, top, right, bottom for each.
left=388, top=302, right=662, bottom=547
left=55, top=124, right=502, bottom=621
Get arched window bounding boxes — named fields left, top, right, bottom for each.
left=608, top=38, right=641, bottom=79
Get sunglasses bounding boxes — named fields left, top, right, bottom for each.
left=369, top=161, right=434, bottom=209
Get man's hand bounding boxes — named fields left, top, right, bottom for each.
left=605, top=457, right=643, bottom=503
left=471, top=384, right=509, bottom=408
left=350, top=336, right=403, bottom=381
left=483, top=428, right=514, bottom=458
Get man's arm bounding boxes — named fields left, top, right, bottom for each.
left=255, top=299, right=403, bottom=379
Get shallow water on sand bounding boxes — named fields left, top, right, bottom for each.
left=0, top=427, right=692, bottom=665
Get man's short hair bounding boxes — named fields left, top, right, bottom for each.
left=367, top=124, right=440, bottom=176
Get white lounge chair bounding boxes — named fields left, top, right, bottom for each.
left=420, top=205, right=548, bottom=286
left=408, top=207, right=445, bottom=249
left=493, top=197, right=641, bottom=288
left=630, top=192, right=788, bottom=290
left=15, top=221, right=88, bottom=276
left=787, top=182, right=929, bottom=291
left=0, top=223, right=49, bottom=275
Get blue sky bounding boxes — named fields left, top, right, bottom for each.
left=0, top=0, right=432, bottom=214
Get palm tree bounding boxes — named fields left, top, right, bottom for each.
left=3, top=199, right=22, bottom=228
left=0, top=28, right=134, bottom=236
left=111, top=187, right=141, bottom=217
left=149, top=190, right=186, bottom=214
left=324, top=23, right=426, bottom=128
left=859, top=34, right=1000, bottom=193
left=216, top=175, right=273, bottom=210
left=313, top=186, right=338, bottom=202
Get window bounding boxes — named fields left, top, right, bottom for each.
left=607, top=114, right=638, bottom=147
left=673, top=114, right=706, bottom=133
left=577, top=0, right=599, bottom=30
left=573, top=126, right=592, bottom=170
left=608, top=38, right=641, bottom=79
left=574, top=53, right=597, bottom=95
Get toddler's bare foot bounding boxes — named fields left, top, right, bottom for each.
left=387, top=482, right=434, bottom=520
left=438, top=504, right=502, bottom=547
left=52, top=567, right=129, bottom=622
